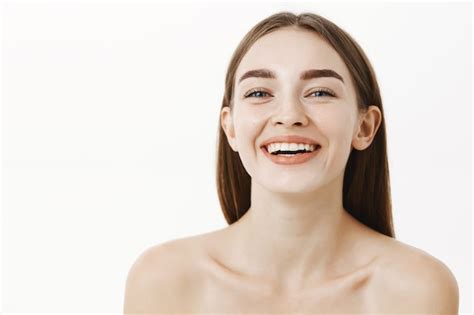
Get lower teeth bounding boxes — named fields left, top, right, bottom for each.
left=272, top=149, right=317, bottom=156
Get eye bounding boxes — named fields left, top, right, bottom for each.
left=307, top=88, right=336, bottom=98
left=243, top=88, right=336, bottom=99
left=244, top=89, right=272, bottom=98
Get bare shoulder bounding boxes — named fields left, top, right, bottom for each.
left=369, top=237, right=459, bottom=313
left=123, top=238, right=197, bottom=314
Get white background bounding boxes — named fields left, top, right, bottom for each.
left=1, top=0, right=472, bottom=314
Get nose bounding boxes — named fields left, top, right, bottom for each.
left=271, top=98, right=309, bottom=127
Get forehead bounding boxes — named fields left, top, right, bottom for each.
left=236, top=28, right=351, bottom=84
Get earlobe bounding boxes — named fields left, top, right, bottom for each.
left=352, top=105, right=382, bottom=151
left=220, top=106, right=238, bottom=152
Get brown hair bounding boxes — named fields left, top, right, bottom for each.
left=215, top=11, right=395, bottom=238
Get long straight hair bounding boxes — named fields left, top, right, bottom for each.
left=216, top=11, right=395, bottom=238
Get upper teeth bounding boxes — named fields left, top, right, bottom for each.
left=266, top=142, right=316, bottom=154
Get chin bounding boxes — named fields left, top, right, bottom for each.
left=261, top=179, right=322, bottom=194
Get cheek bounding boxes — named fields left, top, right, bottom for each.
left=316, top=108, right=354, bottom=143
left=233, top=107, right=266, bottom=148
left=315, top=110, right=355, bottom=171
left=233, top=123, right=259, bottom=178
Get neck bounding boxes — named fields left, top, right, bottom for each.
left=228, top=175, right=355, bottom=292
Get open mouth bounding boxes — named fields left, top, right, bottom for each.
left=260, top=144, right=322, bottom=165
left=262, top=144, right=321, bottom=156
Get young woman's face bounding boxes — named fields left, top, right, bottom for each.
left=221, top=28, right=372, bottom=194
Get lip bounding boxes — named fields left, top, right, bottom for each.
left=260, top=135, right=320, bottom=148
left=261, top=144, right=321, bottom=165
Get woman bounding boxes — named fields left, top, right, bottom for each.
left=124, top=11, right=459, bottom=313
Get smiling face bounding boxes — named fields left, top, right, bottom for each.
left=221, top=27, right=381, bottom=194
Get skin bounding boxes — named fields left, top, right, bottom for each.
left=219, top=27, right=382, bottom=294
left=124, top=26, right=459, bottom=314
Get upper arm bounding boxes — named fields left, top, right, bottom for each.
left=410, top=257, right=459, bottom=314
left=123, top=243, right=188, bottom=314
left=374, top=251, right=459, bottom=314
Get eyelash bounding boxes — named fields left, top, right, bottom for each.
left=244, top=88, right=336, bottom=98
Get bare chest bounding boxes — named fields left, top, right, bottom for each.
left=171, top=227, right=395, bottom=313
left=185, top=263, right=379, bottom=313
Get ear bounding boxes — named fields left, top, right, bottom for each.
left=352, top=105, right=382, bottom=151
left=220, top=106, right=238, bottom=152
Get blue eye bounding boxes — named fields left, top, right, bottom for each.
left=244, top=88, right=336, bottom=98
left=244, top=90, right=271, bottom=98
left=308, top=89, right=336, bottom=97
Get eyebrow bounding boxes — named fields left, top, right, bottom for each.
left=237, top=68, right=345, bottom=84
